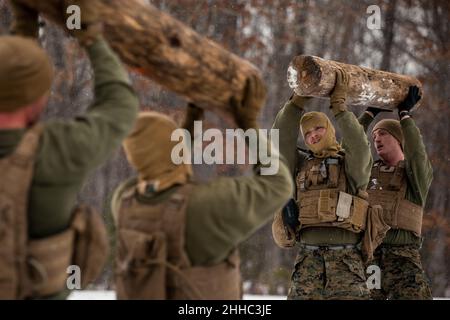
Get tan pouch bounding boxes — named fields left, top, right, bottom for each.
left=115, top=230, right=167, bottom=299
left=71, top=205, right=109, bottom=289
left=349, top=196, right=369, bottom=230
left=317, top=190, right=337, bottom=222
left=169, top=251, right=241, bottom=300
left=336, top=191, right=353, bottom=221
left=361, top=205, right=390, bottom=263
left=27, top=229, right=74, bottom=297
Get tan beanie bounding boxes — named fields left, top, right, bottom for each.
left=0, top=36, right=53, bottom=112
left=300, top=111, right=342, bottom=158
left=372, top=119, right=404, bottom=147
left=123, top=112, right=193, bottom=192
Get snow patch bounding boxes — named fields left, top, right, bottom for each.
left=67, top=290, right=286, bottom=300
left=287, top=66, right=299, bottom=89
left=67, top=290, right=449, bottom=300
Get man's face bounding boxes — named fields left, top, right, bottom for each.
left=372, top=129, right=401, bottom=159
left=305, top=126, right=326, bottom=145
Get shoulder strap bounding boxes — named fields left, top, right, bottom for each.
left=0, top=124, right=43, bottom=299
left=9, top=124, right=43, bottom=168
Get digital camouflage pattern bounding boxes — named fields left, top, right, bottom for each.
left=288, top=247, right=370, bottom=300
left=369, top=244, right=432, bottom=300
left=359, top=113, right=433, bottom=299
left=273, top=96, right=372, bottom=300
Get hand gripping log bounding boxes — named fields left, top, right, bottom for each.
left=14, top=0, right=267, bottom=120
left=287, top=55, right=423, bottom=110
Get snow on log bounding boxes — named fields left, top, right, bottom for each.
left=288, top=55, right=423, bottom=110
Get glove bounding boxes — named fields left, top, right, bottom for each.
left=330, top=68, right=349, bottom=116
left=272, top=210, right=296, bottom=248
left=281, top=198, right=300, bottom=233
left=63, top=0, right=102, bottom=47
left=230, top=75, right=266, bottom=130
left=365, top=106, right=392, bottom=118
left=288, top=92, right=312, bottom=110
left=398, top=85, right=421, bottom=118
left=182, top=103, right=204, bottom=136
left=9, top=0, right=39, bottom=38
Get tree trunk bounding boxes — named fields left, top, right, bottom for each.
left=288, top=55, right=423, bottom=110
left=379, top=0, right=397, bottom=71
left=15, top=0, right=266, bottom=117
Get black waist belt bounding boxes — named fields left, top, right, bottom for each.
left=299, top=244, right=357, bottom=251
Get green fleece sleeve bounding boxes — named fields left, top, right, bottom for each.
left=402, top=118, right=433, bottom=206
left=336, top=111, right=373, bottom=194
left=358, top=112, right=375, bottom=133
left=271, top=100, right=310, bottom=175
left=185, top=154, right=294, bottom=266
left=34, top=38, right=139, bottom=183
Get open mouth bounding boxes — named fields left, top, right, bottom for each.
left=376, top=144, right=383, bottom=152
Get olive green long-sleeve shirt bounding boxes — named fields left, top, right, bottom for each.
left=112, top=144, right=294, bottom=266
left=0, top=38, right=139, bottom=238
left=272, top=100, right=373, bottom=244
left=359, top=112, right=433, bottom=244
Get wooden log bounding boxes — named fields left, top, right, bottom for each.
left=15, top=0, right=266, bottom=118
left=287, top=55, right=423, bottom=110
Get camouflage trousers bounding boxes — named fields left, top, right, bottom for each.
left=287, top=247, right=370, bottom=300
left=369, top=244, right=432, bottom=300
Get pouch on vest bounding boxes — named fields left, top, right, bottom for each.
left=169, top=250, right=241, bottom=300
left=71, top=205, right=109, bottom=289
left=317, top=190, right=337, bottom=222
left=336, top=191, right=352, bottom=221
left=27, top=228, right=75, bottom=297
left=116, top=229, right=167, bottom=299
left=327, top=162, right=340, bottom=188
left=388, top=161, right=405, bottom=190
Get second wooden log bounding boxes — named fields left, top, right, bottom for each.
left=287, top=55, right=423, bottom=110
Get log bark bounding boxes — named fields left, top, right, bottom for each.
left=15, top=0, right=266, bottom=117
left=287, top=55, right=423, bottom=110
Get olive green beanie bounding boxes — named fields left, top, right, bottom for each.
left=372, top=119, right=404, bottom=147
left=0, top=36, right=53, bottom=112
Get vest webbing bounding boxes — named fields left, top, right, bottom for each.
left=295, top=155, right=368, bottom=233
left=0, top=124, right=42, bottom=298
left=0, top=124, right=76, bottom=299
left=115, top=183, right=241, bottom=300
left=367, top=160, right=423, bottom=236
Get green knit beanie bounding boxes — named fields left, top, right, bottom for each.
left=372, top=119, right=404, bottom=147
left=0, top=36, right=53, bottom=112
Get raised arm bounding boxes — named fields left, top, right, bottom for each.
left=330, top=69, right=373, bottom=194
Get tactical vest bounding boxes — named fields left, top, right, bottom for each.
left=115, top=183, right=241, bottom=300
left=366, top=160, right=423, bottom=237
left=295, top=154, right=369, bottom=233
left=0, top=124, right=109, bottom=299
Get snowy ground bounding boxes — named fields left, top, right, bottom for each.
left=67, top=291, right=449, bottom=300
left=67, top=291, right=285, bottom=300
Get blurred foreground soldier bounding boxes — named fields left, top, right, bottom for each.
left=359, top=86, right=433, bottom=299
left=112, top=85, right=294, bottom=299
left=271, top=69, right=374, bottom=300
left=0, top=0, right=138, bottom=299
